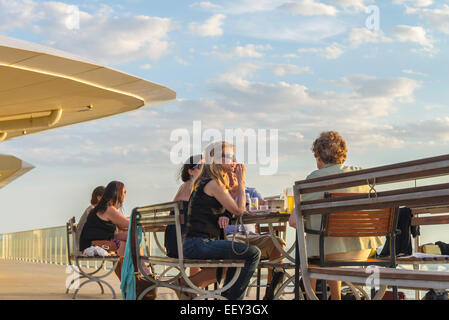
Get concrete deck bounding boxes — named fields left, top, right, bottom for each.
left=0, top=259, right=263, bottom=300
left=0, top=259, right=174, bottom=300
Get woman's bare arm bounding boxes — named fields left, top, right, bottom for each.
left=205, top=180, right=246, bottom=216
left=103, top=207, right=130, bottom=230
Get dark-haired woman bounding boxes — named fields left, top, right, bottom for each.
left=165, top=154, right=204, bottom=258
left=79, top=181, right=129, bottom=257
left=76, top=186, right=105, bottom=247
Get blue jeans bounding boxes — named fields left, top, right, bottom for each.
left=183, top=237, right=261, bottom=300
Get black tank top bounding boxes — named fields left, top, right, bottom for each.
left=79, top=210, right=117, bottom=251
left=185, top=178, right=232, bottom=240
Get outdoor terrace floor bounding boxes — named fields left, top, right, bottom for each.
left=0, top=259, right=261, bottom=300
left=0, top=259, right=176, bottom=300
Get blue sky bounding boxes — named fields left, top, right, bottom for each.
left=0, top=0, right=449, bottom=243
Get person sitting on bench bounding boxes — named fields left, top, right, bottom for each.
left=289, top=131, right=383, bottom=300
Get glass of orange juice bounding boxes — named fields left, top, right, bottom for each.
left=286, top=188, right=295, bottom=213
left=280, top=188, right=294, bottom=213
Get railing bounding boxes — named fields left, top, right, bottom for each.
left=0, top=226, right=67, bottom=265
left=0, top=225, right=172, bottom=272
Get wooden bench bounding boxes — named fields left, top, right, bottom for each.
left=293, top=154, right=449, bottom=300
left=65, top=217, right=120, bottom=299
left=130, top=201, right=245, bottom=300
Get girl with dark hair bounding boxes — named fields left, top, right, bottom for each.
left=165, top=154, right=203, bottom=258
left=79, top=181, right=129, bottom=257
left=76, top=186, right=105, bottom=246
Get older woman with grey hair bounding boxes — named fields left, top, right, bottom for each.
left=289, top=131, right=383, bottom=300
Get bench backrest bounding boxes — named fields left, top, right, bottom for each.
left=293, top=154, right=449, bottom=272
left=131, top=201, right=185, bottom=264
left=322, top=193, right=397, bottom=238
left=66, top=217, right=79, bottom=262
left=295, top=154, right=449, bottom=216
left=411, top=205, right=449, bottom=227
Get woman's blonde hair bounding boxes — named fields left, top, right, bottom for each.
left=312, top=131, right=347, bottom=164
left=192, top=141, right=235, bottom=191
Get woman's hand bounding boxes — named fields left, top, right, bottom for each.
left=218, top=216, right=229, bottom=229
left=234, top=164, right=246, bottom=184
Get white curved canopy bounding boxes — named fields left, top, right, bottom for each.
left=0, top=154, right=34, bottom=189
left=0, top=35, right=176, bottom=141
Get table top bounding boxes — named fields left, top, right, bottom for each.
left=234, top=211, right=291, bottom=224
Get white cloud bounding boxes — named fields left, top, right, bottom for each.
left=393, top=0, right=434, bottom=8
left=392, top=117, right=449, bottom=143
left=0, top=1, right=176, bottom=65
left=271, top=64, right=312, bottom=76
left=207, top=44, right=272, bottom=59
left=405, top=4, right=449, bottom=35
left=329, top=0, right=373, bottom=12
left=298, top=43, right=345, bottom=59
left=231, top=44, right=270, bottom=58
left=332, top=75, right=420, bottom=102
left=231, top=15, right=347, bottom=43
left=140, top=64, right=152, bottom=70
left=212, top=65, right=420, bottom=121
left=208, top=0, right=286, bottom=15
left=347, top=25, right=435, bottom=54
left=189, top=14, right=226, bottom=37
left=190, top=1, right=223, bottom=10
left=278, top=0, right=339, bottom=16
left=348, top=28, right=392, bottom=48
left=391, top=25, right=434, bottom=50
left=402, top=69, right=427, bottom=77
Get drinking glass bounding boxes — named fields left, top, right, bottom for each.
left=250, top=197, right=259, bottom=211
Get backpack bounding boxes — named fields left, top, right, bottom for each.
left=422, top=289, right=449, bottom=300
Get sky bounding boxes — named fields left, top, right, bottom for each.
left=0, top=0, right=449, bottom=243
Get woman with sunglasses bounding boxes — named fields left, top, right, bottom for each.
left=181, top=141, right=261, bottom=300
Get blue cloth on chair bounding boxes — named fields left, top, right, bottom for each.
left=120, top=219, right=142, bottom=300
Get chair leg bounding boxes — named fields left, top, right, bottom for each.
left=256, top=267, right=261, bottom=300
left=294, top=235, right=300, bottom=300
left=393, top=286, right=398, bottom=300
left=321, top=280, right=327, bottom=300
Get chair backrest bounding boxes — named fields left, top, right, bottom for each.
left=294, top=154, right=449, bottom=271
left=66, top=217, right=79, bottom=262
left=295, top=154, right=449, bottom=215
left=323, top=193, right=397, bottom=238
left=131, top=201, right=185, bottom=263
left=411, top=205, right=449, bottom=227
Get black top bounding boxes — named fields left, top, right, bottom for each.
left=79, top=210, right=116, bottom=251
left=164, top=200, right=189, bottom=258
left=184, top=178, right=232, bottom=240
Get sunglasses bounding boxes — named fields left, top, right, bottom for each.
left=192, top=163, right=203, bottom=170
left=222, top=154, right=236, bottom=161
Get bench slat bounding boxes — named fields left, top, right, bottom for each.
left=300, top=186, right=449, bottom=215
left=309, top=266, right=449, bottom=282
left=140, top=256, right=245, bottom=267
left=295, top=154, right=449, bottom=194
left=411, top=215, right=449, bottom=226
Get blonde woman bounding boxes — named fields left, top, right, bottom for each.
left=182, top=141, right=261, bottom=300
